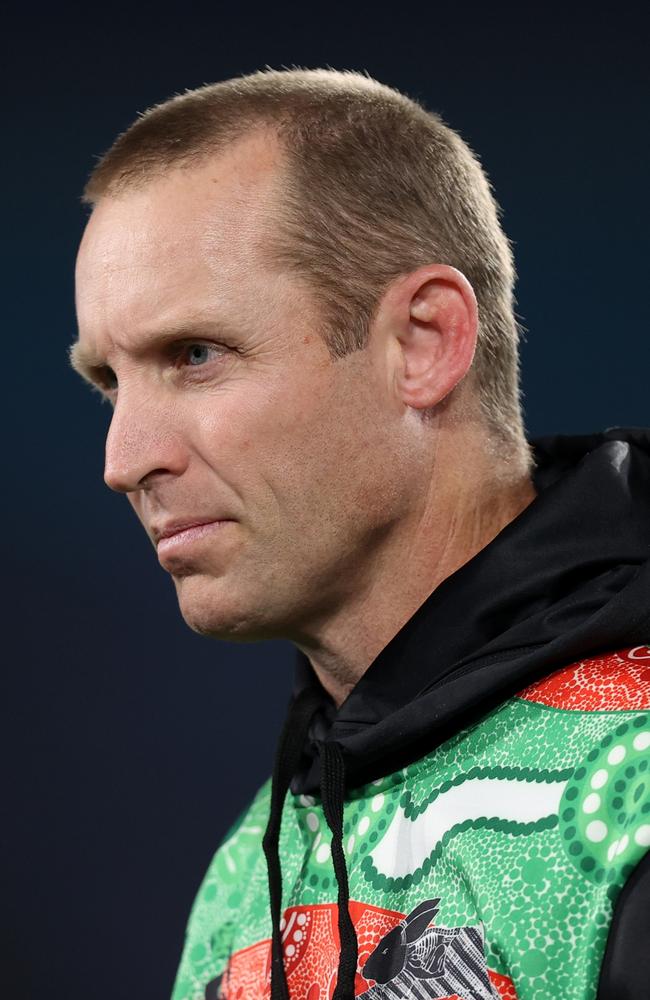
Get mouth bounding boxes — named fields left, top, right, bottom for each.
left=153, top=516, right=230, bottom=542
left=156, top=520, right=234, bottom=560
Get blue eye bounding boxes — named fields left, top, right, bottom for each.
left=186, top=344, right=212, bottom=366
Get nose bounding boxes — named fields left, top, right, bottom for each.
left=103, top=391, right=187, bottom=493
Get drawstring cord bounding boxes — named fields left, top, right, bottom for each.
left=320, top=740, right=358, bottom=999
left=262, top=688, right=323, bottom=1000
left=262, top=691, right=358, bottom=1000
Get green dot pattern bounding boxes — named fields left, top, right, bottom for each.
left=171, top=694, right=650, bottom=1000
left=558, top=716, right=650, bottom=884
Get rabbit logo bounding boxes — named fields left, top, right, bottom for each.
left=358, top=898, right=500, bottom=1000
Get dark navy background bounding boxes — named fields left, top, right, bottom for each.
left=4, top=4, right=648, bottom=998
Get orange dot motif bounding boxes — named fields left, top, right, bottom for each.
left=517, top=646, right=650, bottom=711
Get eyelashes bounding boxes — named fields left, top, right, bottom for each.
left=91, top=340, right=231, bottom=401
left=172, top=342, right=228, bottom=368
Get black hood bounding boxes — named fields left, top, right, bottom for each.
left=290, top=426, right=650, bottom=794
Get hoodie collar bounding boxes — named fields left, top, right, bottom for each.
left=290, top=426, right=650, bottom=794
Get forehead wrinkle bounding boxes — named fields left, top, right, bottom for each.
left=74, top=213, right=228, bottom=377
left=73, top=136, right=287, bottom=385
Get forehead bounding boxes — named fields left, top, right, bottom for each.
left=74, top=129, right=284, bottom=347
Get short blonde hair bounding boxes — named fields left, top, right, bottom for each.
left=82, top=67, right=531, bottom=460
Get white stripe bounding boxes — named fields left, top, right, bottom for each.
left=371, top=775, right=567, bottom=877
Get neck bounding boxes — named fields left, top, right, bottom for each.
left=293, top=429, right=537, bottom=707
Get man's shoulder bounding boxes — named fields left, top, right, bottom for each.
left=203, top=776, right=272, bottom=888
left=516, top=644, right=650, bottom=712
left=221, top=777, right=273, bottom=841
left=171, top=778, right=273, bottom=1000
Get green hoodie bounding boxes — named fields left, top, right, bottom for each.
left=171, top=428, right=650, bottom=1000
left=172, top=646, right=650, bottom=1000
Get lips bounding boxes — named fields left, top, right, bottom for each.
left=155, top=519, right=234, bottom=564
left=153, top=518, right=227, bottom=543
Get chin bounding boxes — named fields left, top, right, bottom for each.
left=173, top=573, right=277, bottom=642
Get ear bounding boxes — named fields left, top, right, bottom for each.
left=378, top=264, right=478, bottom=413
left=403, top=898, right=440, bottom=944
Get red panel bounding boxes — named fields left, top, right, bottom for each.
left=517, top=646, right=650, bottom=711
left=220, top=901, right=518, bottom=999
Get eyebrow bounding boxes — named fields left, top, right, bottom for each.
left=68, top=321, right=235, bottom=385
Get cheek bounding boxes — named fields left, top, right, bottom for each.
left=186, top=364, right=400, bottom=529
left=191, top=366, right=328, bottom=464
left=272, top=401, right=396, bottom=528
left=185, top=387, right=325, bottom=523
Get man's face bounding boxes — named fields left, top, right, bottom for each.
left=74, top=132, right=417, bottom=642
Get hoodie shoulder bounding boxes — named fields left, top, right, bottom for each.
left=517, top=646, right=650, bottom=711
left=171, top=778, right=272, bottom=1000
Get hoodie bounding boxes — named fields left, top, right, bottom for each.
left=171, top=426, right=650, bottom=1000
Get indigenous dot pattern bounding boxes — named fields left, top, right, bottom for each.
left=172, top=647, right=650, bottom=1000
left=518, top=646, right=650, bottom=712
left=558, top=714, right=650, bottom=884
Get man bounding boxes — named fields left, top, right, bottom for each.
left=71, top=68, right=649, bottom=1000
